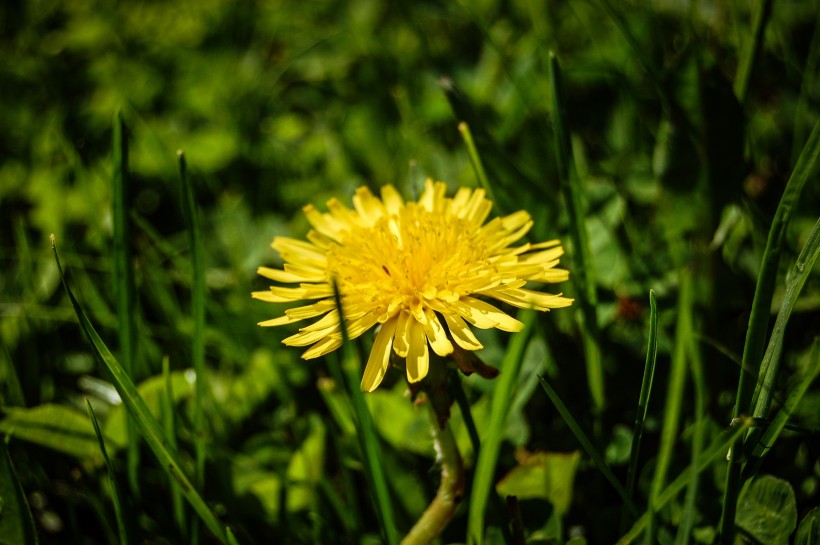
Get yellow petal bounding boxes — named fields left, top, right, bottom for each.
left=302, top=336, right=342, bottom=359
left=360, top=318, right=398, bottom=392
left=380, top=185, right=405, bottom=216
left=392, top=310, right=411, bottom=357
left=258, top=315, right=297, bottom=327
left=284, top=324, right=338, bottom=347
left=352, top=186, right=386, bottom=226
left=460, top=296, right=524, bottom=332
left=252, top=290, right=281, bottom=302
left=442, top=313, right=483, bottom=350
left=422, top=308, right=453, bottom=357
left=285, top=299, right=337, bottom=320
left=257, top=266, right=314, bottom=284
left=405, top=318, right=429, bottom=383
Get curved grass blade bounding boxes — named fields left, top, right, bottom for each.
left=51, top=236, right=230, bottom=545
left=751, top=217, right=820, bottom=417
left=548, top=52, right=604, bottom=422
left=0, top=439, right=39, bottom=545
left=331, top=281, right=399, bottom=545
left=747, top=337, right=820, bottom=472
left=722, top=118, right=820, bottom=544
left=537, top=374, right=638, bottom=518
left=646, top=270, right=692, bottom=545
left=86, top=398, right=130, bottom=545
left=466, top=309, right=536, bottom=545
left=112, top=110, right=140, bottom=497
left=622, top=290, right=658, bottom=531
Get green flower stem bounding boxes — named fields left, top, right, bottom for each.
left=401, top=403, right=464, bottom=545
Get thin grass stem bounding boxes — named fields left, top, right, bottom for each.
left=112, top=110, right=140, bottom=497
left=86, top=398, right=130, bottom=545
left=622, top=290, right=658, bottom=531
left=646, top=268, right=692, bottom=545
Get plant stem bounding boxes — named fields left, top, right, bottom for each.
left=401, top=403, right=464, bottom=545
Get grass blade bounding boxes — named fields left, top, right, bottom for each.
left=0, top=440, right=39, bottom=545
left=331, top=281, right=399, bottom=545
left=458, top=121, right=497, bottom=206
left=747, top=337, right=820, bottom=469
left=622, top=290, right=659, bottom=530
left=467, top=309, right=536, bottom=545
left=751, top=217, right=820, bottom=417
left=86, top=398, right=130, bottom=545
left=646, top=269, right=692, bottom=545
left=161, top=355, right=187, bottom=542
left=177, top=151, right=207, bottom=495
left=617, top=419, right=753, bottom=545
left=733, top=0, right=774, bottom=104
left=676, top=316, right=706, bottom=545
left=112, top=110, right=140, bottom=497
left=51, top=236, right=230, bottom=545
left=548, top=52, right=605, bottom=422
left=537, top=374, right=638, bottom=518
left=722, top=118, right=820, bottom=544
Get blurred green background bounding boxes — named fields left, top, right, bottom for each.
left=1, top=0, right=819, bottom=543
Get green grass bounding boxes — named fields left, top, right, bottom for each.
left=1, top=1, right=819, bottom=544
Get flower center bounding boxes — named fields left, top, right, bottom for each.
left=326, top=203, right=489, bottom=322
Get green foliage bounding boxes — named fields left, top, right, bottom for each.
left=0, top=441, right=38, bottom=545
left=1, top=0, right=819, bottom=544
left=736, top=475, right=797, bottom=545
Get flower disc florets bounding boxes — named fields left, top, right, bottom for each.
left=253, top=179, right=572, bottom=391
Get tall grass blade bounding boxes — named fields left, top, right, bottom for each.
left=676, top=318, right=706, bottom=545
left=751, top=217, right=820, bottom=417
left=537, top=374, right=638, bottom=517
left=0, top=440, right=39, bottom=545
left=722, top=118, right=820, bottom=544
left=86, top=398, right=129, bottom=545
left=161, top=355, right=187, bottom=542
left=330, top=281, right=399, bottom=545
left=178, top=151, right=207, bottom=545
left=548, top=52, right=605, bottom=420
left=458, top=121, right=497, bottom=206
left=646, top=269, right=692, bottom=545
left=623, top=290, right=659, bottom=530
left=177, top=151, right=207, bottom=502
left=51, top=237, right=230, bottom=545
left=467, top=309, right=536, bottom=545
left=112, top=110, right=140, bottom=497
left=733, top=0, right=774, bottom=104
left=617, top=419, right=753, bottom=545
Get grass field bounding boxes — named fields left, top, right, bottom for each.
left=1, top=1, right=819, bottom=544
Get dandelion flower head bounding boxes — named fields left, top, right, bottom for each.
left=253, top=180, right=572, bottom=391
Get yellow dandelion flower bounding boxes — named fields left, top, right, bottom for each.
left=253, top=179, right=573, bottom=392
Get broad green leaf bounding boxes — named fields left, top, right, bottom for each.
left=0, top=404, right=117, bottom=460
left=736, top=475, right=797, bottom=545
left=495, top=450, right=581, bottom=516
left=366, top=386, right=431, bottom=457
left=795, top=507, right=820, bottom=545
left=0, top=441, right=38, bottom=545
